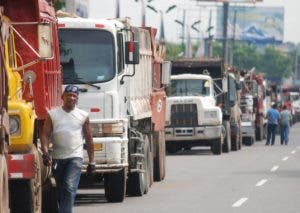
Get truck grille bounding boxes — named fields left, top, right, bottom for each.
left=170, top=104, right=198, bottom=127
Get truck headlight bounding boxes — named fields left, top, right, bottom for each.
left=204, top=111, right=217, bottom=119
left=91, top=121, right=125, bottom=137
left=9, top=115, right=21, bottom=135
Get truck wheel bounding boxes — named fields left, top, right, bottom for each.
left=0, top=155, right=9, bottom=213
left=144, top=135, right=152, bottom=194
left=211, top=137, right=222, bottom=155
left=243, top=137, right=254, bottom=146
left=222, top=122, right=231, bottom=153
left=153, top=131, right=166, bottom=181
left=256, top=119, right=264, bottom=141
left=10, top=146, right=42, bottom=213
left=127, top=134, right=149, bottom=196
left=166, top=142, right=181, bottom=154
left=231, top=134, right=239, bottom=151
left=126, top=171, right=146, bottom=197
left=104, top=168, right=126, bottom=202
left=42, top=178, right=58, bottom=213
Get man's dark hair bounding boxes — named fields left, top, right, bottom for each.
left=282, top=105, right=287, bottom=110
left=272, top=103, right=277, bottom=109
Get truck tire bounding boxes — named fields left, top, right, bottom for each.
left=211, top=137, right=222, bottom=155
left=222, top=121, right=231, bottom=153
left=104, top=168, right=126, bottom=202
left=10, top=146, right=42, bottom=213
left=144, top=135, right=152, bottom=194
left=166, top=142, right=181, bottom=154
left=256, top=119, right=264, bottom=141
left=127, top=133, right=149, bottom=196
left=42, top=178, right=58, bottom=213
left=231, top=134, right=239, bottom=151
left=0, top=155, right=9, bottom=213
left=153, top=131, right=166, bottom=181
left=243, top=136, right=254, bottom=146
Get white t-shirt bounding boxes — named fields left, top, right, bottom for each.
left=48, top=106, right=88, bottom=159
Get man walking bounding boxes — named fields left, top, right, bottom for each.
left=41, top=85, right=95, bottom=213
left=266, top=103, right=280, bottom=146
left=280, top=105, right=292, bottom=145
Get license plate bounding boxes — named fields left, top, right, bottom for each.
left=94, top=143, right=103, bottom=151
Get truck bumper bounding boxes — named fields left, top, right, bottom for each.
left=7, top=153, right=35, bottom=179
left=241, top=123, right=255, bottom=138
left=83, top=137, right=128, bottom=173
left=165, top=125, right=222, bottom=141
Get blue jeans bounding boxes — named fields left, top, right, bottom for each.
left=52, top=157, right=83, bottom=213
left=280, top=124, right=290, bottom=145
left=266, top=123, right=278, bottom=145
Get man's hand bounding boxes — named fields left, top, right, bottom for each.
left=86, top=162, right=96, bottom=177
left=42, top=153, right=52, bottom=166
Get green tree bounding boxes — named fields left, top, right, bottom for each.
left=165, top=42, right=183, bottom=61
left=258, top=46, right=293, bottom=78
left=54, top=0, right=65, bottom=11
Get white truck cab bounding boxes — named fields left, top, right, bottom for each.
left=165, top=73, right=223, bottom=154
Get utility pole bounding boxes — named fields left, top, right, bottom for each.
left=182, top=9, right=186, bottom=51
left=116, top=0, right=120, bottom=18
left=206, top=9, right=213, bottom=57
left=230, top=9, right=237, bottom=65
left=222, top=2, right=229, bottom=65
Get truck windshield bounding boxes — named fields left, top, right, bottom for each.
left=59, top=29, right=115, bottom=84
left=167, top=79, right=210, bottom=97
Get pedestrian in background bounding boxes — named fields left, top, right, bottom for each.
left=280, top=105, right=292, bottom=145
left=266, top=103, right=280, bottom=146
left=41, top=85, right=95, bottom=213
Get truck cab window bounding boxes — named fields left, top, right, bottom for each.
left=117, top=32, right=124, bottom=74
left=59, top=29, right=115, bottom=84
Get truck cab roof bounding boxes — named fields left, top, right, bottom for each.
left=171, top=74, right=212, bottom=81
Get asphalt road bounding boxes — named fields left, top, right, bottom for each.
left=74, top=123, right=300, bottom=213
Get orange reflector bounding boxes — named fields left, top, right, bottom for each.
left=90, top=108, right=101, bottom=112
left=58, top=23, right=65, bottom=28
left=95, top=24, right=105, bottom=28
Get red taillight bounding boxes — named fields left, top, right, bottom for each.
left=128, top=41, right=134, bottom=53
left=95, top=24, right=105, bottom=28
left=58, top=23, right=65, bottom=28
left=90, top=108, right=101, bottom=112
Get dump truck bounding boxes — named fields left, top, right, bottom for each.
left=240, top=72, right=266, bottom=145
left=1, top=0, right=62, bottom=212
left=165, top=58, right=241, bottom=154
left=57, top=16, right=170, bottom=202
left=0, top=7, right=10, bottom=213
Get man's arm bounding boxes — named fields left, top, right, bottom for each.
left=41, top=113, right=53, bottom=166
left=83, top=117, right=94, bottom=164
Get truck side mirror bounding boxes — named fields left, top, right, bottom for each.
left=38, top=23, right=53, bottom=59
left=162, top=61, right=171, bottom=85
left=125, top=41, right=139, bottom=64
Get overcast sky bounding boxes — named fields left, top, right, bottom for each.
left=88, top=0, right=299, bottom=44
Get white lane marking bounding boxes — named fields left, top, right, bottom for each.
left=256, top=179, right=268, bottom=187
left=291, top=150, right=296, bottom=154
left=232, top=198, right=248, bottom=207
left=271, top=165, right=279, bottom=172
left=282, top=156, right=289, bottom=161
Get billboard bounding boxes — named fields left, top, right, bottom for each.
left=216, top=6, right=284, bottom=44
left=65, top=0, right=89, bottom=18
left=193, top=0, right=262, bottom=2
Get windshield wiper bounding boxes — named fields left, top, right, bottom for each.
left=65, top=77, right=101, bottom=90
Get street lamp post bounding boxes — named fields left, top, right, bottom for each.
left=116, top=0, right=120, bottom=18
left=135, top=0, right=146, bottom=27
left=147, top=4, right=177, bottom=41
